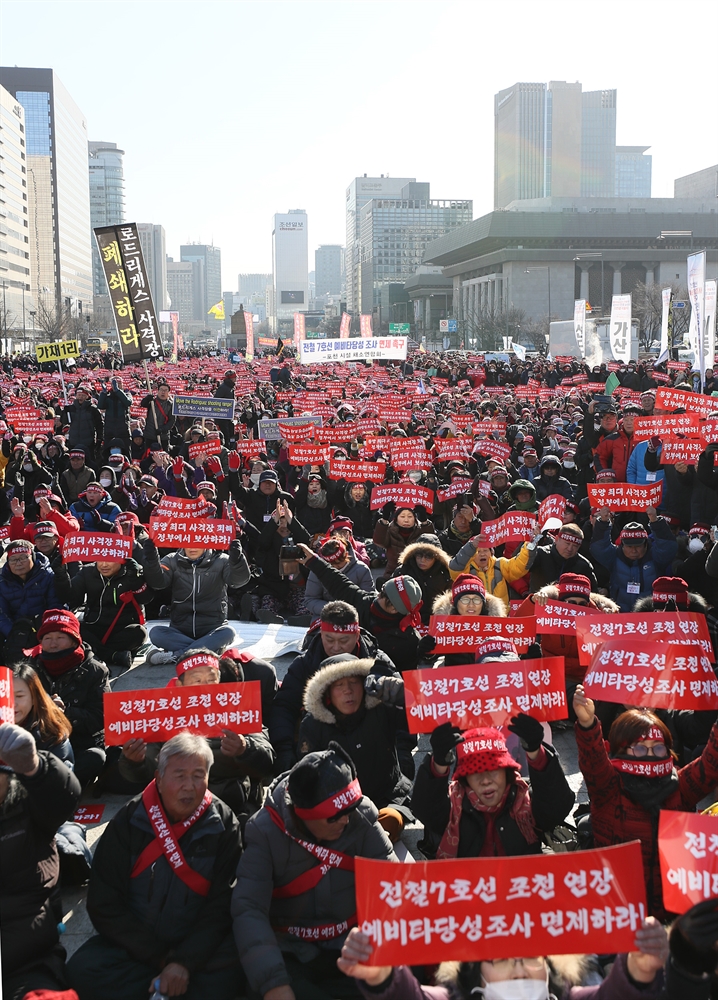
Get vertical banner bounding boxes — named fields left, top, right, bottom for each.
left=360, top=314, right=373, bottom=337
left=609, top=294, right=632, bottom=364
left=293, top=311, right=305, bottom=351
left=573, top=299, right=586, bottom=357
left=0, top=666, right=13, bottom=723
left=170, top=311, right=179, bottom=363
left=339, top=312, right=351, bottom=339
left=245, top=310, right=255, bottom=361
left=703, top=279, right=716, bottom=376
left=659, top=288, right=672, bottom=361
left=687, top=251, right=706, bottom=379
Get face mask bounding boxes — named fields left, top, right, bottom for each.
left=476, top=978, right=549, bottom=1000
left=250, top=473, right=261, bottom=486
left=23, top=462, right=33, bottom=472
left=688, top=537, right=704, bottom=553
left=100, top=476, right=113, bottom=487
left=408, top=471, right=422, bottom=484
left=563, top=460, right=575, bottom=469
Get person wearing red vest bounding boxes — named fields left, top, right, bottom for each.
left=67, top=732, right=243, bottom=1000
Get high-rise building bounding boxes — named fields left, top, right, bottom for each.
left=167, top=259, right=200, bottom=325
left=238, top=273, right=271, bottom=298
left=0, top=85, right=31, bottom=340
left=615, top=146, right=652, bottom=197
left=494, top=84, right=546, bottom=210
left=271, top=210, right=308, bottom=332
left=315, top=245, right=343, bottom=297
left=88, top=141, right=125, bottom=298
left=137, top=224, right=169, bottom=311
left=345, top=176, right=414, bottom=313
left=581, top=90, right=617, bottom=197
left=545, top=81, right=582, bottom=199
left=180, top=243, right=221, bottom=327
left=674, top=164, right=716, bottom=200
left=0, top=67, right=93, bottom=318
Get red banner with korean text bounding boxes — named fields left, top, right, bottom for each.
left=435, top=438, right=473, bottom=461
left=235, top=439, right=268, bottom=457
left=480, top=512, right=537, bottom=546
left=329, top=459, right=386, bottom=482
left=73, top=805, right=106, bottom=825
left=472, top=420, right=507, bottom=436
left=659, top=811, right=718, bottom=913
left=573, top=612, right=713, bottom=666
left=402, top=657, right=566, bottom=733
left=187, top=439, right=223, bottom=460
left=154, top=496, right=216, bottom=516
left=288, top=445, right=330, bottom=466
left=370, top=484, right=434, bottom=512
left=538, top=494, right=566, bottom=525
left=103, top=681, right=262, bottom=745
left=659, top=437, right=704, bottom=465
left=149, top=517, right=235, bottom=550
left=277, top=422, right=320, bottom=442
left=632, top=414, right=701, bottom=441
left=0, top=666, right=13, bottom=724
left=7, top=420, right=56, bottom=435
left=474, top=440, right=512, bottom=463
left=355, top=842, right=646, bottom=965
left=389, top=444, right=433, bottom=470
left=311, top=425, right=353, bottom=444
left=586, top=482, right=663, bottom=511
left=583, top=640, right=718, bottom=710
left=62, top=534, right=133, bottom=563
left=359, top=436, right=393, bottom=457
left=700, top=418, right=718, bottom=444
left=436, top=480, right=476, bottom=503
left=656, top=387, right=718, bottom=418
left=533, top=601, right=590, bottom=633
left=428, top=616, right=537, bottom=651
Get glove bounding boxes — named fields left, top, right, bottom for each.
left=507, top=713, right=544, bottom=753
left=228, top=451, right=241, bottom=472
left=0, top=723, right=39, bottom=774
left=172, top=455, right=185, bottom=479
left=416, top=634, right=436, bottom=657
left=205, top=455, right=225, bottom=481
left=430, top=722, right=464, bottom=767
left=139, top=489, right=149, bottom=507
left=648, top=436, right=661, bottom=452
left=228, top=538, right=242, bottom=561
left=669, top=898, right=718, bottom=976
left=91, top=507, right=102, bottom=525
left=364, top=673, right=404, bottom=708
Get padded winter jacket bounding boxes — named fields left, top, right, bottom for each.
left=34, top=644, right=111, bottom=752
left=590, top=517, right=678, bottom=612
left=0, top=551, right=60, bottom=638
left=305, top=551, right=375, bottom=620
left=595, top=427, right=635, bottom=482
left=54, top=558, right=151, bottom=641
left=448, top=539, right=532, bottom=610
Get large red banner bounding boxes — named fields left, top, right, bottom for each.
left=659, top=811, right=718, bottom=913
left=436, top=480, right=475, bottom=503
left=583, top=640, right=718, bottom=710
left=533, top=601, right=590, bottom=633
left=7, top=419, right=56, bottom=435
left=632, top=414, right=701, bottom=441
left=370, top=484, right=434, bottom=512
left=574, top=612, right=713, bottom=666
left=586, top=482, right=663, bottom=511
left=187, top=439, right=223, bottom=460
left=329, top=459, right=386, bottom=482
left=428, top=615, right=537, bottom=651
left=288, top=444, right=330, bottom=466
left=402, top=657, right=566, bottom=733
left=656, top=387, right=717, bottom=418
left=659, top=437, right=704, bottom=465
left=149, top=516, right=235, bottom=550
left=0, top=666, right=13, bottom=724
left=103, top=681, right=262, bottom=745
left=62, top=534, right=133, bottom=563
left=356, top=842, right=647, bottom=964
left=480, top=512, right=537, bottom=546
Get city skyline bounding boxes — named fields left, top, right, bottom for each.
left=2, top=0, right=716, bottom=290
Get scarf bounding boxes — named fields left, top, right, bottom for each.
left=370, top=600, right=399, bottom=631
left=512, top=498, right=536, bottom=512
left=450, top=522, right=472, bottom=543
left=36, top=645, right=86, bottom=677
left=618, top=769, right=679, bottom=814
left=437, top=777, right=537, bottom=859
left=307, top=489, right=327, bottom=509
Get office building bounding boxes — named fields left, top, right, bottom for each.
left=345, top=175, right=414, bottom=313
left=355, top=181, right=472, bottom=328
left=238, top=273, right=271, bottom=298
left=615, top=146, right=652, bottom=198
left=0, top=67, right=93, bottom=318
left=494, top=83, right=547, bottom=209
left=166, top=258, right=208, bottom=340
left=180, top=243, right=222, bottom=327
left=315, top=245, right=343, bottom=296
left=88, top=141, right=125, bottom=300
left=137, top=224, right=169, bottom=311
left=271, top=209, right=308, bottom=332
left=581, top=90, right=617, bottom=197
left=0, top=85, right=31, bottom=340
left=674, top=164, right=718, bottom=200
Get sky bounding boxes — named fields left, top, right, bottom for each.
left=2, top=0, right=717, bottom=291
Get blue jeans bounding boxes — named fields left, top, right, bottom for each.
left=148, top=623, right=237, bottom=657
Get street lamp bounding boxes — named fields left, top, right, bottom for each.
left=524, top=266, right=551, bottom=328
left=573, top=253, right=605, bottom=315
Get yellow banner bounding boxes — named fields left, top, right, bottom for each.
left=36, top=340, right=80, bottom=363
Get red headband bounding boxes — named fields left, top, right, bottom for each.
left=176, top=653, right=219, bottom=677
left=638, top=726, right=665, bottom=743
left=320, top=621, right=360, bottom=634
left=293, top=777, right=362, bottom=820
left=556, top=531, right=581, bottom=545
left=475, top=638, right=518, bottom=659
left=620, top=530, right=648, bottom=543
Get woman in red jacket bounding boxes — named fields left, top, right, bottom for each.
left=573, top=686, right=718, bottom=919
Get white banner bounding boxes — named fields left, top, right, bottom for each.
left=687, top=252, right=706, bottom=376
left=610, top=294, right=632, bottom=363
left=705, top=279, right=717, bottom=375
left=573, top=299, right=586, bottom=357
left=299, top=337, right=408, bottom=364
left=659, top=288, right=672, bottom=361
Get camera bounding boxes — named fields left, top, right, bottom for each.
left=279, top=536, right=301, bottom=578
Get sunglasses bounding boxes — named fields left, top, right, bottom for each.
left=327, top=804, right=358, bottom=824
left=626, top=742, right=669, bottom=759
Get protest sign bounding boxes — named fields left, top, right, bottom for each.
left=659, top=437, right=704, bottom=465
left=632, top=414, right=701, bottom=441
left=7, top=420, right=56, bottom=435
left=62, top=534, right=133, bottom=563
left=279, top=422, right=322, bottom=443
left=357, top=418, right=381, bottom=435
left=538, top=494, right=566, bottom=525
left=370, top=484, right=433, bottom=512
left=235, top=439, right=267, bottom=457
left=659, top=811, right=718, bottom=912
left=0, top=667, right=12, bottom=724
left=103, top=681, right=262, bottom=745
left=474, top=440, right=512, bottom=463
left=149, top=516, right=235, bottom=549
left=36, top=340, right=79, bottom=363
left=428, top=616, right=537, bottom=651
left=533, top=601, right=590, bottom=633
left=583, top=640, right=718, bottom=710
left=172, top=394, right=235, bottom=421
left=356, top=842, right=646, bottom=965
left=586, top=483, right=663, bottom=511
left=312, top=425, right=353, bottom=443
left=359, top=436, right=393, bottom=457
left=390, top=443, right=433, bottom=470
left=436, top=438, right=473, bottom=461
left=299, top=337, right=408, bottom=364
left=154, top=496, right=216, bottom=516
left=329, top=459, right=386, bottom=482
left=0, top=526, right=10, bottom=541
left=288, top=444, right=330, bottom=466
left=73, top=805, right=106, bottom=825
left=656, top=387, right=717, bottom=419
left=480, top=512, right=537, bottom=546
left=700, top=418, right=718, bottom=444
left=187, top=439, right=223, bottom=460
left=402, top=656, right=566, bottom=733
left=257, top=416, right=322, bottom=440
left=437, top=480, right=475, bottom=503
left=574, top=612, right=713, bottom=666
left=472, top=420, right=507, bottom=436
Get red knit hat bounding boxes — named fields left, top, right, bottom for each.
left=558, top=573, right=591, bottom=602
left=652, top=576, right=689, bottom=609
left=452, top=573, right=485, bottom=604
left=37, top=610, right=82, bottom=646
left=454, top=727, right=520, bottom=777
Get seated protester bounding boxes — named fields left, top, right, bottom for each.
left=252, top=498, right=312, bottom=622
left=231, top=743, right=396, bottom=1000
left=411, top=719, right=574, bottom=860
left=12, top=662, right=74, bottom=768
left=327, top=515, right=371, bottom=567
left=0, top=723, right=81, bottom=1000
left=119, top=650, right=275, bottom=826
left=392, top=533, right=451, bottom=625
left=31, top=609, right=111, bottom=788
left=295, top=470, right=336, bottom=536
left=69, top=480, right=122, bottom=531
left=235, top=467, right=295, bottom=531
left=590, top=505, right=678, bottom=612
left=528, top=521, right=598, bottom=592
left=297, top=543, right=424, bottom=674
left=533, top=453, right=575, bottom=502
left=269, top=601, right=400, bottom=774
left=29, top=520, right=68, bottom=574
left=298, top=654, right=412, bottom=842
left=420, top=574, right=507, bottom=665
left=372, top=505, right=434, bottom=578
left=141, top=530, right=251, bottom=665
left=59, top=446, right=96, bottom=506
left=573, top=686, right=718, bottom=920
left=306, top=537, right=375, bottom=623
left=53, top=532, right=151, bottom=673
left=337, top=920, right=673, bottom=1000
left=504, top=477, right=538, bottom=514
left=221, top=646, right=278, bottom=724
left=135, top=472, right=163, bottom=524
left=0, top=538, right=59, bottom=664
left=448, top=530, right=539, bottom=611
left=437, top=501, right=482, bottom=557
left=8, top=489, right=80, bottom=541
left=6, top=445, right=52, bottom=517
left=67, top=733, right=243, bottom=1000
left=333, top=482, right=375, bottom=540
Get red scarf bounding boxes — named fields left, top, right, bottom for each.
left=31, top=645, right=85, bottom=677
left=392, top=576, right=423, bottom=631
left=610, top=757, right=674, bottom=778
left=437, top=777, right=537, bottom=859
left=101, top=586, right=147, bottom=644
left=131, top=780, right=213, bottom=896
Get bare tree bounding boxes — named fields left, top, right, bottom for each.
left=633, top=281, right=692, bottom=352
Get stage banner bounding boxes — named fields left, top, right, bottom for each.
left=574, top=299, right=586, bottom=357
left=480, top=512, right=537, bottom=546
left=370, top=484, right=433, bottom=512
left=299, top=337, right=408, bottom=364
left=428, top=616, right=537, bottom=652
left=62, top=534, right=132, bottom=563
left=609, top=294, right=632, bottom=364
left=659, top=811, right=718, bottom=913
left=402, top=656, right=566, bottom=733
left=288, top=444, right=330, bottom=466
left=586, top=482, right=663, bottom=511
left=0, top=666, right=13, bottom=724
left=583, top=639, right=718, bottom=711
left=632, top=414, right=701, bottom=441
left=103, top=681, right=262, bottom=745
left=655, top=387, right=717, bottom=419
left=356, top=842, right=646, bottom=965
left=329, top=459, right=386, bottom=482
left=574, top=612, right=713, bottom=666
left=149, top=516, right=235, bottom=550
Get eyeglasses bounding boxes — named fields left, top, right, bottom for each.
left=565, top=597, right=588, bottom=606
left=485, top=958, right=545, bottom=975
left=327, top=805, right=358, bottom=824
left=8, top=552, right=32, bottom=561
left=457, top=595, right=484, bottom=606
left=626, top=742, right=669, bottom=759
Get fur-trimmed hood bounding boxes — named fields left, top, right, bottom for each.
left=633, top=591, right=709, bottom=614
left=435, top=954, right=588, bottom=993
left=432, top=590, right=507, bottom=617
left=534, top=583, right=621, bottom=614
left=303, top=657, right=380, bottom=724
left=398, top=540, right=451, bottom=572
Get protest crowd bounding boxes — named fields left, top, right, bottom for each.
left=0, top=342, right=717, bottom=1000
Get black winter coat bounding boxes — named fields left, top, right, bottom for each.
left=62, top=399, right=103, bottom=454
left=139, top=393, right=175, bottom=441
left=528, top=542, right=598, bottom=593
left=333, top=486, right=375, bottom=539
left=54, top=558, right=151, bottom=641
left=255, top=516, right=312, bottom=601
left=34, top=644, right=111, bottom=752
left=97, top=383, right=132, bottom=441
left=235, top=485, right=296, bottom=530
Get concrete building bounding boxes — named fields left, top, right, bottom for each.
left=271, top=209, right=308, bottom=333
left=675, top=164, right=718, bottom=200
left=0, top=67, right=93, bottom=320
left=0, top=85, right=31, bottom=343
left=581, top=90, right=616, bottom=198
left=238, top=273, right=271, bottom=298
left=137, top=224, right=169, bottom=311
left=180, top=243, right=222, bottom=328
left=615, top=146, right=652, bottom=198
left=88, top=141, right=125, bottom=303
left=315, top=244, right=343, bottom=297
left=166, top=258, right=207, bottom=340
